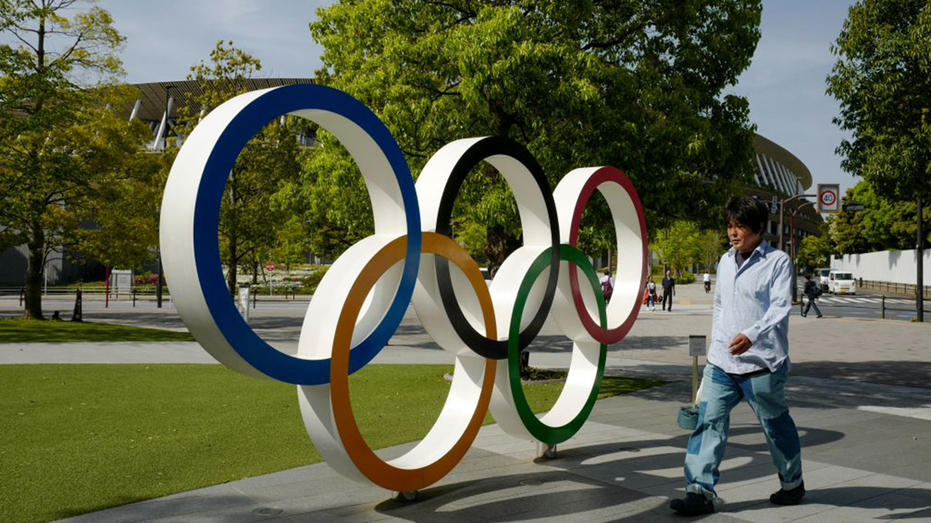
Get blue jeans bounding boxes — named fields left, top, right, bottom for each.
left=684, top=363, right=802, bottom=499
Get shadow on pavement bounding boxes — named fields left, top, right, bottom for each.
left=792, top=360, right=931, bottom=389
left=370, top=426, right=848, bottom=523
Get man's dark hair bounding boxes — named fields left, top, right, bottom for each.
left=723, top=196, right=769, bottom=233
left=804, top=274, right=812, bottom=280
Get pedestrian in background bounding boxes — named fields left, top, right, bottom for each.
left=670, top=196, right=803, bottom=516
left=703, top=272, right=712, bottom=293
left=646, top=278, right=657, bottom=311
left=600, top=269, right=614, bottom=303
left=801, top=274, right=823, bottom=318
left=662, top=270, right=675, bottom=311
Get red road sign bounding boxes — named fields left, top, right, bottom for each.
left=265, top=261, right=275, bottom=272
left=817, top=184, right=840, bottom=213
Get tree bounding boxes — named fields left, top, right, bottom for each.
left=0, top=0, right=134, bottom=319
left=305, top=0, right=762, bottom=265
left=826, top=180, right=931, bottom=254
left=826, top=0, right=931, bottom=204
left=796, top=235, right=831, bottom=272
left=74, top=125, right=171, bottom=272
left=697, top=229, right=727, bottom=270
left=179, top=41, right=303, bottom=295
left=652, top=220, right=702, bottom=273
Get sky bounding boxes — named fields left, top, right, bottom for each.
left=95, top=0, right=857, bottom=197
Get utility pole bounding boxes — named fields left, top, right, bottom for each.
left=918, top=196, right=924, bottom=322
left=790, top=201, right=814, bottom=303
left=779, top=194, right=816, bottom=252
left=156, top=85, right=174, bottom=309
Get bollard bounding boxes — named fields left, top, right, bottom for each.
left=132, top=288, right=137, bottom=308
left=19, top=287, right=24, bottom=307
left=881, top=295, right=886, bottom=319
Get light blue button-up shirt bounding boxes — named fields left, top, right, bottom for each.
left=708, top=239, right=792, bottom=375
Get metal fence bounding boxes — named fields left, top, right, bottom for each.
left=857, top=279, right=931, bottom=299
left=0, top=286, right=312, bottom=309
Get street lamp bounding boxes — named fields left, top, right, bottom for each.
left=778, top=194, right=816, bottom=253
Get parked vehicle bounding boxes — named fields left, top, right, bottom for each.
left=828, top=270, right=856, bottom=294
left=816, top=267, right=831, bottom=291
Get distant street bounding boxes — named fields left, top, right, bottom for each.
left=791, top=277, right=927, bottom=323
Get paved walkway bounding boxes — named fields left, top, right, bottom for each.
left=4, top=281, right=931, bottom=522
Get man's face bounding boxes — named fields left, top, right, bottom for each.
left=727, top=219, right=763, bottom=254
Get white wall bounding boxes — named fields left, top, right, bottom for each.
left=831, top=249, right=931, bottom=285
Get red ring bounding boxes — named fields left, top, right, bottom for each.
left=567, top=167, right=648, bottom=344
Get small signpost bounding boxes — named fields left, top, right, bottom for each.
left=237, top=285, right=251, bottom=322
left=265, top=261, right=275, bottom=296
left=688, top=335, right=707, bottom=405
left=678, top=335, right=707, bottom=430
left=817, top=183, right=840, bottom=213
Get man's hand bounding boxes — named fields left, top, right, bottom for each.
left=729, top=333, right=752, bottom=355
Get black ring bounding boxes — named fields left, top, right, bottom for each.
left=434, top=136, right=560, bottom=360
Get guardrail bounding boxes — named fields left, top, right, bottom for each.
left=798, top=294, right=924, bottom=321
left=857, top=279, right=931, bottom=299
left=0, top=286, right=314, bottom=309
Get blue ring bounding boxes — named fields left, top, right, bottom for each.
left=192, top=84, right=420, bottom=385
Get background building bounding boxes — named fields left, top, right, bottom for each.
left=746, top=133, right=822, bottom=255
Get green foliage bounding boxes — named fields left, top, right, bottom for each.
left=298, top=266, right=329, bottom=292
left=796, top=234, right=832, bottom=271
left=0, top=319, right=193, bottom=343
left=305, top=0, right=762, bottom=262
left=0, top=364, right=661, bottom=523
left=827, top=0, right=931, bottom=203
left=826, top=180, right=931, bottom=254
left=0, top=0, right=143, bottom=319
left=178, top=41, right=303, bottom=294
left=652, top=220, right=700, bottom=271
left=675, top=271, right=696, bottom=285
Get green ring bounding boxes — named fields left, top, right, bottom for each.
left=507, top=244, right=607, bottom=444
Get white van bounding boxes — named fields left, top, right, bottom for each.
left=828, top=271, right=856, bottom=295
left=816, top=267, right=831, bottom=291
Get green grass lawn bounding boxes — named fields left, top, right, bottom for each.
left=0, top=364, right=664, bottom=523
left=0, top=319, right=194, bottom=343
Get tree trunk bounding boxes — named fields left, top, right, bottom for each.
left=484, top=224, right=521, bottom=278
left=226, top=168, right=238, bottom=296
left=227, top=239, right=238, bottom=296
left=24, top=224, right=45, bottom=320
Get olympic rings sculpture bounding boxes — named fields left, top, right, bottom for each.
left=160, top=84, right=648, bottom=492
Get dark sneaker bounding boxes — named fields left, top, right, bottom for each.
left=670, top=492, right=715, bottom=515
left=770, top=482, right=805, bottom=505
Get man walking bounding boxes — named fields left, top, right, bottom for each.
left=801, top=274, right=823, bottom=318
left=662, top=270, right=675, bottom=311
left=670, top=197, right=804, bottom=516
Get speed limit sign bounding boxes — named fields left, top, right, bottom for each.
left=817, top=184, right=840, bottom=213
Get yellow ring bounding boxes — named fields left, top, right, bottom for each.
left=329, top=232, right=496, bottom=491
